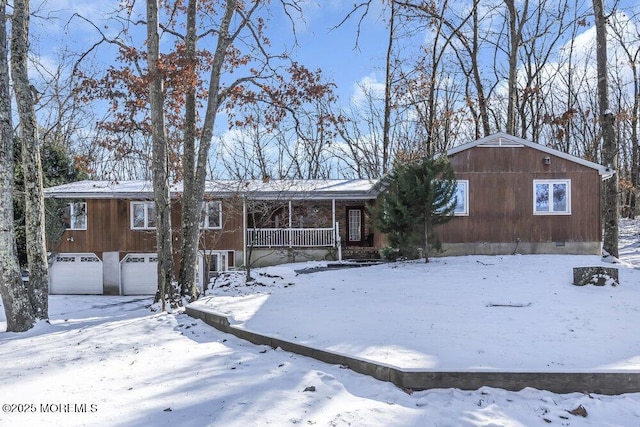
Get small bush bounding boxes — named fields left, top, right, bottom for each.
left=380, top=246, right=401, bottom=261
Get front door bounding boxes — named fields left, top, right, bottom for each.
left=346, top=207, right=364, bottom=245
left=200, top=250, right=234, bottom=289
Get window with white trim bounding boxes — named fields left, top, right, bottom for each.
left=62, top=202, right=87, bottom=230
left=131, top=201, right=157, bottom=229
left=454, top=181, right=469, bottom=216
left=200, top=201, right=222, bottom=229
left=534, top=179, right=571, bottom=215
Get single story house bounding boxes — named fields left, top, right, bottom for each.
left=44, top=179, right=383, bottom=295
left=437, top=132, right=612, bottom=255
left=43, top=133, right=611, bottom=295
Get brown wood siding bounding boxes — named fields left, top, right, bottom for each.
left=436, top=146, right=602, bottom=244
left=52, top=197, right=383, bottom=256
left=52, top=198, right=245, bottom=255
left=180, top=198, right=244, bottom=252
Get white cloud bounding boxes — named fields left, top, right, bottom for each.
left=350, top=74, right=385, bottom=107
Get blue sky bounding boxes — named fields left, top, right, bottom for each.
left=28, top=1, right=392, bottom=110
left=27, top=0, right=640, bottom=110
left=278, top=1, right=391, bottom=103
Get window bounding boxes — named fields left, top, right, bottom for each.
left=200, top=201, right=222, bottom=229
left=62, top=202, right=87, bottom=230
left=131, top=201, right=157, bottom=229
left=534, top=180, right=571, bottom=215
left=454, top=181, right=469, bottom=216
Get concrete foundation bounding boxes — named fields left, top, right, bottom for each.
left=245, top=248, right=336, bottom=267
left=438, top=241, right=601, bottom=257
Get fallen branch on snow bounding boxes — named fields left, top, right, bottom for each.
left=486, top=302, right=532, bottom=308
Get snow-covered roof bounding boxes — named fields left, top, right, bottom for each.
left=44, top=179, right=382, bottom=201
left=447, top=132, right=613, bottom=178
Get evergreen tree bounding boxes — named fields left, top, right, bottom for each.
left=373, top=156, right=457, bottom=262
left=14, top=139, right=86, bottom=265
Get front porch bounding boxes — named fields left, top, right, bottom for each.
left=246, top=227, right=379, bottom=259
left=242, top=198, right=380, bottom=266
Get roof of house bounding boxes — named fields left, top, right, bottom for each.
left=446, top=132, right=613, bottom=177
left=45, top=133, right=610, bottom=200
left=44, top=179, right=382, bottom=201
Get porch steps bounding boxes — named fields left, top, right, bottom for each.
left=342, top=247, right=380, bottom=261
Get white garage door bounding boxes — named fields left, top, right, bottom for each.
left=121, top=254, right=158, bottom=295
left=49, top=253, right=103, bottom=295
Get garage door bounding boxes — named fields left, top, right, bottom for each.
left=49, top=253, right=103, bottom=294
left=121, top=254, right=158, bottom=295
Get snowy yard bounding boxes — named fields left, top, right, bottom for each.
left=1, top=220, right=640, bottom=426
left=194, top=254, right=640, bottom=372
left=1, top=293, right=640, bottom=427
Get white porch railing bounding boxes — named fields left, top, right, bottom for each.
left=247, top=227, right=335, bottom=248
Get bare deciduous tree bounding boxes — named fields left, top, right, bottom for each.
left=147, top=0, right=179, bottom=309
left=0, top=0, right=35, bottom=332
left=593, top=0, right=619, bottom=257
left=610, top=14, right=640, bottom=218
left=11, top=0, right=48, bottom=320
left=381, top=0, right=396, bottom=173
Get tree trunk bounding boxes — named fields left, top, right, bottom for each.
left=0, top=0, right=35, bottom=332
left=504, top=0, right=527, bottom=136
left=438, top=0, right=488, bottom=140
left=630, top=62, right=639, bottom=219
left=147, top=0, right=180, bottom=310
left=180, top=0, right=236, bottom=295
left=424, top=214, right=430, bottom=263
left=593, top=0, right=619, bottom=258
left=471, top=1, right=491, bottom=138
left=178, top=0, right=200, bottom=300
left=382, top=0, right=395, bottom=174
left=11, top=0, right=48, bottom=320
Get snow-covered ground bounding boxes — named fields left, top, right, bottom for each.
left=1, top=221, right=640, bottom=426
left=195, top=254, right=640, bottom=372
left=619, top=218, right=640, bottom=266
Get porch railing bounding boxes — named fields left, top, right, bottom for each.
left=247, top=227, right=335, bottom=248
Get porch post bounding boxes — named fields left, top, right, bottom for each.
left=336, top=222, right=342, bottom=261
left=242, top=197, right=247, bottom=267
left=333, top=198, right=342, bottom=261
left=288, top=200, right=292, bottom=247
left=332, top=199, right=336, bottom=245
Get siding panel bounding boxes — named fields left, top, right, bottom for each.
left=55, top=198, right=246, bottom=256
left=436, top=146, right=602, bottom=246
